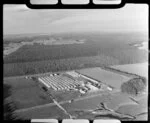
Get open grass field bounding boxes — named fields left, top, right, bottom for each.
left=115, top=92, right=148, bottom=121
left=76, top=67, right=131, bottom=89
left=105, top=92, right=138, bottom=110
left=13, top=105, right=69, bottom=120
left=4, top=77, right=52, bottom=110
left=50, top=90, right=81, bottom=102
left=60, top=91, right=141, bottom=120
left=116, top=103, right=147, bottom=117
left=134, top=113, right=148, bottom=121
left=61, top=91, right=138, bottom=113
left=4, top=78, right=37, bottom=89
left=61, top=93, right=111, bottom=112
left=111, top=62, right=148, bottom=79
left=6, top=86, right=52, bottom=109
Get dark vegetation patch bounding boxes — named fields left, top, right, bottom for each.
left=4, top=42, right=99, bottom=63
left=121, top=77, right=147, bottom=95
left=9, top=86, right=52, bottom=109
left=4, top=84, right=16, bottom=120
left=4, top=32, right=148, bottom=77
left=4, top=78, right=52, bottom=111
left=4, top=78, right=37, bottom=89
left=4, top=55, right=120, bottom=77
left=4, top=39, right=147, bottom=64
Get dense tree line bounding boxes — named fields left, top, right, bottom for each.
left=4, top=43, right=99, bottom=63
left=4, top=41, right=148, bottom=64
left=4, top=33, right=148, bottom=77
left=4, top=48, right=148, bottom=77
left=4, top=55, right=120, bottom=77
left=121, top=77, right=147, bottom=95
left=4, top=35, right=50, bottom=44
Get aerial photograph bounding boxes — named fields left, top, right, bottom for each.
left=3, top=4, right=148, bottom=121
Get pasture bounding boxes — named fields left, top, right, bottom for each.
left=116, top=103, right=147, bottom=118
left=61, top=92, right=112, bottom=113
left=4, top=77, right=37, bottom=89
left=110, top=62, right=148, bottom=79
left=105, top=92, right=138, bottom=110
left=51, top=90, right=81, bottom=102
left=76, top=67, right=131, bottom=89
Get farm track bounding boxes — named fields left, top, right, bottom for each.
left=128, top=97, right=139, bottom=104
left=45, top=89, right=74, bottom=119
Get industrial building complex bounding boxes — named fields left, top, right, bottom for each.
left=38, top=70, right=112, bottom=94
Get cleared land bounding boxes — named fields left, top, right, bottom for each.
left=76, top=67, right=131, bottom=89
